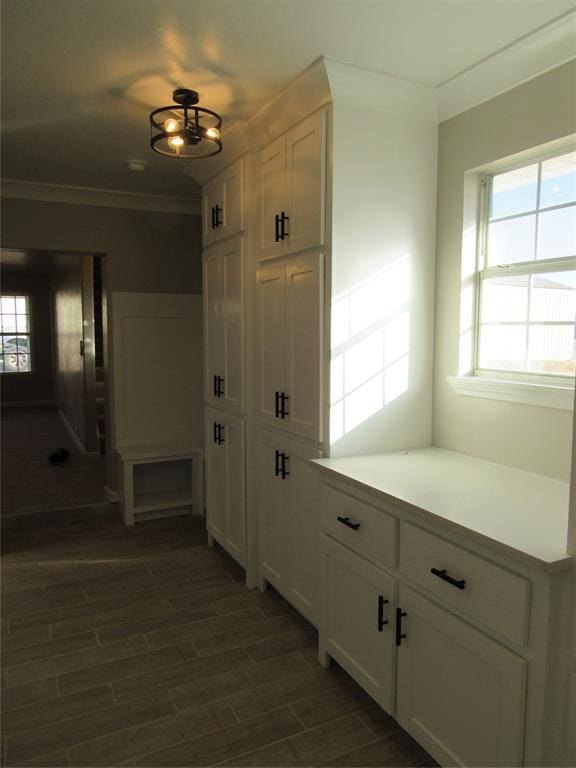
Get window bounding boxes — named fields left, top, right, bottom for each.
left=0, top=295, right=32, bottom=373
left=476, top=150, right=576, bottom=381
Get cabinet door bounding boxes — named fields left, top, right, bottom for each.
left=205, top=409, right=227, bottom=544
left=257, top=262, right=286, bottom=427
left=221, top=412, right=246, bottom=566
left=220, top=158, right=244, bottom=239
left=284, top=252, right=324, bottom=442
left=396, top=584, right=526, bottom=768
left=320, top=534, right=396, bottom=713
left=258, top=135, right=286, bottom=260
left=285, top=110, right=326, bottom=255
left=202, top=177, right=222, bottom=246
left=285, top=439, right=322, bottom=625
left=221, top=236, right=245, bottom=414
left=203, top=247, right=225, bottom=405
left=258, top=429, right=286, bottom=588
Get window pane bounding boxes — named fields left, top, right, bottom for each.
left=528, top=325, right=575, bottom=375
left=1, top=297, right=15, bottom=314
left=14, top=335, right=30, bottom=352
left=537, top=206, right=576, bottom=260
left=14, top=296, right=28, bottom=314
left=478, top=325, right=526, bottom=371
left=487, top=215, right=535, bottom=266
left=1, top=315, right=17, bottom=333
left=540, top=151, right=576, bottom=208
left=491, top=164, right=538, bottom=219
left=481, top=275, right=528, bottom=322
left=17, top=354, right=31, bottom=372
left=16, top=314, right=29, bottom=333
left=531, top=271, right=576, bottom=322
left=4, top=350, right=18, bottom=372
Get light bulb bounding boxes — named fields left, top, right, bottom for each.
left=206, top=127, right=221, bottom=140
left=168, top=135, right=184, bottom=149
left=164, top=118, right=180, bottom=133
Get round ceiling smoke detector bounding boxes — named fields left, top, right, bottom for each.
left=125, top=159, right=147, bottom=172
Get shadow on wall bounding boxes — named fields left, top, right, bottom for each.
left=330, top=254, right=411, bottom=444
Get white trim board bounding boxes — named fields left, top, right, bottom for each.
left=448, top=375, right=575, bottom=412
left=1, top=179, right=201, bottom=216
left=437, top=10, right=576, bottom=122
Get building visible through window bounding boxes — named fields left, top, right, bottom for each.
left=477, top=150, right=576, bottom=379
left=0, top=295, right=32, bottom=373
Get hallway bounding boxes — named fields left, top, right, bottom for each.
left=1, top=406, right=106, bottom=517
left=1, top=510, right=435, bottom=768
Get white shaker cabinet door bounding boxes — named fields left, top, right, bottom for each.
left=285, top=438, right=322, bottom=625
left=284, top=252, right=324, bottom=442
left=258, top=429, right=287, bottom=588
left=285, top=110, right=326, bottom=256
left=221, top=237, right=245, bottom=414
left=320, top=534, right=397, bottom=713
left=258, top=135, right=286, bottom=260
left=203, top=247, right=226, bottom=405
left=257, top=261, right=287, bottom=427
left=219, top=158, right=244, bottom=239
left=396, top=584, right=527, bottom=768
left=205, top=409, right=246, bottom=567
left=202, top=176, right=222, bottom=246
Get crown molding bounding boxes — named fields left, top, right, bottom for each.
left=1, top=179, right=201, bottom=215
left=438, top=10, right=576, bottom=123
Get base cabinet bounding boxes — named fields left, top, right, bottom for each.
left=320, top=535, right=396, bottom=713
left=258, top=428, right=322, bottom=624
left=205, top=408, right=246, bottom=566
left=396, top=584, right=527, bottom=768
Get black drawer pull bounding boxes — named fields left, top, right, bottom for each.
left=377, top=596, right=389, bottom=631
left=279, top=392, right=289, bottom=419
left=431, top=567, right=466, bottom=590
left=336, top=516, right=360, bottom=531
left=274, top=214, right=281, bottom=242
left=395, top=608, right=407, bottom=646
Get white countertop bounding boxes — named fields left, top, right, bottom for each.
left=313, top=447, right=571, bottom=571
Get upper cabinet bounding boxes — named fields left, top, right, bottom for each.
left=202, top=158, right=245, bottom=246
left=258, top=110, right=326, bottom=260
left=257, top=251, right=324, bottom=443
left=203, top=235, right=245, bottom=415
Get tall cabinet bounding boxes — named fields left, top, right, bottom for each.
left=202, top=157, right=248, bottom=568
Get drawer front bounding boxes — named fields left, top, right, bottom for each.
left=322, top=484, right=397, bottom=569
left=399, top=522, right=530, bottom=646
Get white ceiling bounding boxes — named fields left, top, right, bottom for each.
left=2, top=0, right=575, bottom=199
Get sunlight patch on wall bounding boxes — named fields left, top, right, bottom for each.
left=330, top=256, right=411, bottom=445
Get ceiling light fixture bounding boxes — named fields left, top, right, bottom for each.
left=149, top=88, right=222, bottom=159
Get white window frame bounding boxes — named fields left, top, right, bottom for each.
left=0, top=294, right=33, bottom=375
left=449, top=144, right=576, bottom=411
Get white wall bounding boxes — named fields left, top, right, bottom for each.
left=433, top=60, right=576, bottom=481
left=329, top=99, right=437, bottom=457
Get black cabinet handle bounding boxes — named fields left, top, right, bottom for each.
left=217, top=424, right=224, bottom=445
left=378, top=596, right=389, bottom=631
left=280, top=452, right=289, bottom=479
left=274, top=391, right=280, bottom=418
left=213, top=374, right=218, bottom=397
left=430, top=568, right=466, bottom=591
left=395, top=608, right=407, bottom=646
left=214, top=376, right=224, bottom=397
left=211, top=205, right=215, bottom=230
left=274, top=214, right=281, bottom=242
left=336, top=516, right=360, bottom=531
left=274, top=449, right=281, bottom=477
left=213, top=422, right=218, bottom=444
left=214, top=205, right=222, bottom=228
left=280, top=211, right=290, bottom=239
left=279, top=392, right=289, bottom=418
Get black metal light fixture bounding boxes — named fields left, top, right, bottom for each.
left=149, top=88, right=222, bottom=159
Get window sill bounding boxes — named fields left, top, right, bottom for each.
left=447, top=375, right=574, bottom=411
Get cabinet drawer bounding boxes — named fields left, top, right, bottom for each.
left=399, top=523, right=530, bottom=646
left=322, top=484, right=397, bottom=569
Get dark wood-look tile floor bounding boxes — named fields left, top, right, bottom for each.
left=1, top=509, right=437, bottom=768
left=1, top=406, right=105, bottom=518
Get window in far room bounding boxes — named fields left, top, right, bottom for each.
left=0, top=295, right=32, bottom=373
left=477, top=149, right=576, bottom=381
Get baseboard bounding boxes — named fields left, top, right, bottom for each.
left=2, top=400, right=56, bottom=408
left=104, top=485, right=119, bottom=503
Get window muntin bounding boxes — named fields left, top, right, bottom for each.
left=0, top=295, right=32, bottom=373
left=477, top=150, right=576, bottom=379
